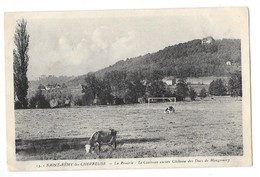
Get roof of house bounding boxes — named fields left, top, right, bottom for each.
left=162, top=76, right=176, bottom=80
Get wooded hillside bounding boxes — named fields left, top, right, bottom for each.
left=69, top=37, right=240, bottom=86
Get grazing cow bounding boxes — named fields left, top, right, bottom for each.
left=88, top=129, right=117, bottom=153
left=164, top=106, right=175, bottom=113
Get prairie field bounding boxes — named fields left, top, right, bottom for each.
left=15, top=96, right=243, bottom=161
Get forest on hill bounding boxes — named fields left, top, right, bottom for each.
left=96, top=38, right=241, bottom=78
left=69, top=37, right=241, bottom=86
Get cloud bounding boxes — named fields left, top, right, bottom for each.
left=40, top=27, right=139, bottom=77
left=41, top=27, right=153, bottom=77
left=56, top=35, right=90, bottom=66
left=111, top=31, right=138, bottom=60
left=91, top=26, right=116, bottom=50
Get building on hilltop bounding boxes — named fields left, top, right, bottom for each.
left=201, top=36, right=215, bottom=45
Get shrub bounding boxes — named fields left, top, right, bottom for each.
left=29, top=90, right=50, bottom=108
left=199, top=88, right=207, bottom=98
left=228, top=70, right=242, bottom=97
left=189, top=87, right=197, bottom=100
left=175, top=79, right=189, bottom=101
left=73, top=95, right=84, bottom=106
left=208, top=79, right=227, bottom=96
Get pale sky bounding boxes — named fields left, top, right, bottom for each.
left=15, top=9, right=245, bottom=80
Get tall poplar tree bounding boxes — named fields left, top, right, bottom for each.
left=13, top=19, right=30, bottom=109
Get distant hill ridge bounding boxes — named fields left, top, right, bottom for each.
left=68, top=37, right=241, bottom=86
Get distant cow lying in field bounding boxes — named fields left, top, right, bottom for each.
left=164, top=106, right=175, bottom=113
left=86, top=129, right=118, bottom=154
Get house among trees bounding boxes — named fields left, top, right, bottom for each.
left=162, top=76, right=177, bottom=86
left=201, top=36, right=215, bottom=45
left=226, top=61, right=232, bottom=66
left=45, top=83, right=61, bottom=90
left=38, top=84, right=46, bottom=91
left=37, top=83, right=67, bottom=91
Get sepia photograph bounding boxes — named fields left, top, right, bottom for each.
left=5, top=7, right=251, bottom=171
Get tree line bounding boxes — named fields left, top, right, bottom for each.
left=23, top=69, right=242, bottom=108
left=79, top=69, right=242, bottom=106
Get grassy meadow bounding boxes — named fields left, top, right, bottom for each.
left=15, top=96, right=243, bottom=160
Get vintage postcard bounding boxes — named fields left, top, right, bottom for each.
left=5, top=7, right=251, bottom=171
